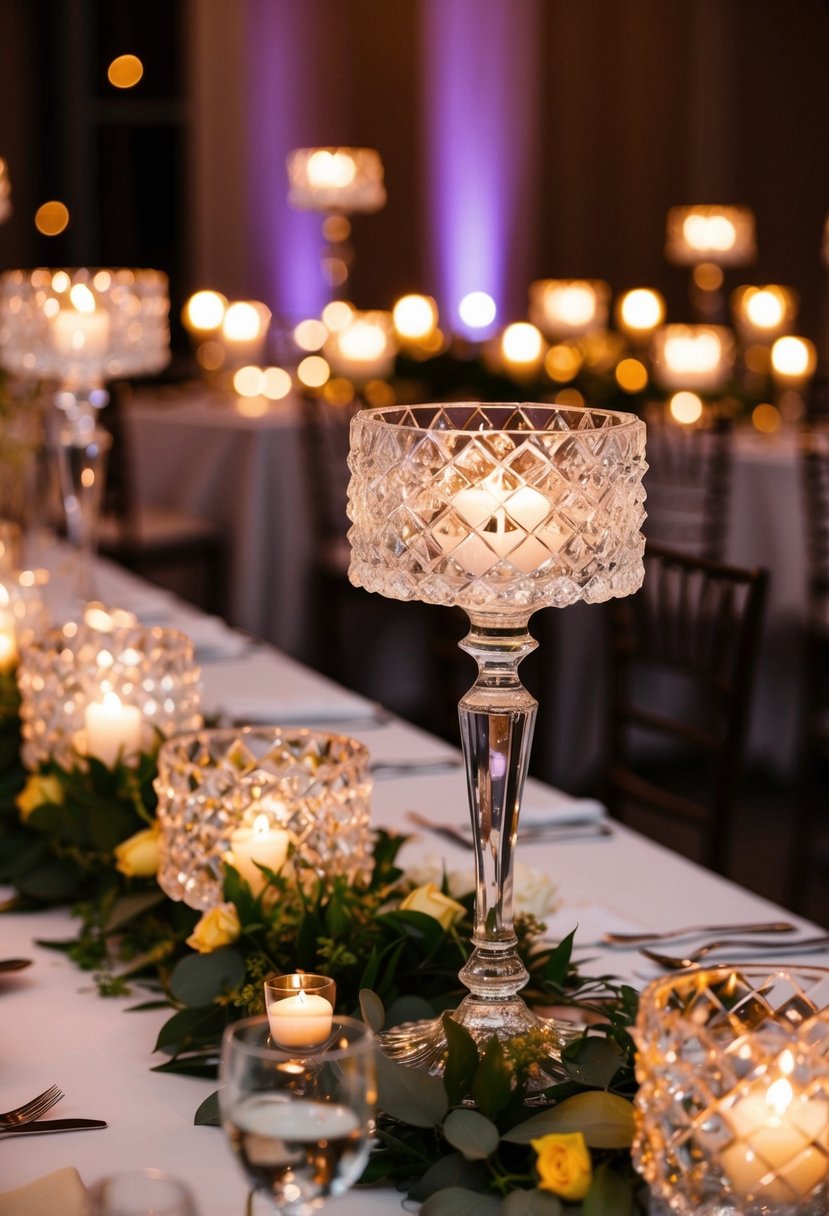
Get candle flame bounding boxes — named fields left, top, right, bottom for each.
left=69, top=283, right=97, bottom=313
left=101, top=690, right=124, bottom=712
left=766, top=1076, right=794, bottom=1117
left=253, top=813, right=270, bottom=837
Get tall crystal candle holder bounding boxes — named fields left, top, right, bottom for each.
left=154, top=727, right=373, bottom=911
left=347, top=402, right=647, bottom=1069
left=633, top=965, right=829, bottom=1216
left=0, top=268, right=170, bottom=600
left=16, top=604, right=202, bottom=771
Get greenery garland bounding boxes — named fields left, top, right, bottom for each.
left=0, top=689, right=646, bottom=1214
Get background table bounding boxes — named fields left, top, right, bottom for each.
left=1, top=554, right=826, bottom=1214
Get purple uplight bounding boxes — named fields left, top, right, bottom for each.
left=245, top=0, right=346, bottom=323
left=421, top=0, right=541, bottom=337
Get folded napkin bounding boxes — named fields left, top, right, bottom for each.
left=172, top=612, right=251, bottom=661
left=0, top=1168, right=89, bottom=1216
left=216, top=690, right=378, bottom=725
left=520, top=786, right=607, bottom=827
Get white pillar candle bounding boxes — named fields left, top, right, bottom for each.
left=52, top=309, right=111, bottom=358
left=267, top=989, right=334, bottom=1048
left=436, top=472, right=554, bottom=577
left=720, top=1062, right=829, bottom=1202
left=84, top=692, right=143, bottom=767
left=228, top=813, right=290, bottom=893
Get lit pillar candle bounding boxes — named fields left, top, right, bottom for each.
left=52, top=309, right=111, bottom=358
left=720, top=1057, right=829, bottom=1202
left=436, top=471, right=554, bottom=577
left=267, top=987, right=334, bottom=1048
left=228, top=813, right=290, bottom=893
left=84, top=691, right=143, bottom=767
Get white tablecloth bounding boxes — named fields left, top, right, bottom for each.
left=1, top=555, right=824, bottom=1212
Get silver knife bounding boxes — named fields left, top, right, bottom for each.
left=2, top=1118, right=107, bottom=1136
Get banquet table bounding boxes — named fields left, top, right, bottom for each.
left=1, top=552, right=826, bottom=1214
left=124, top=387, right=811, bottom=781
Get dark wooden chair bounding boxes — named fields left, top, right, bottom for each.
left=97, top=383, right=229, bottom=616
left=788, top=424, right=829, bottom=916
left=642, top=408, right=733, bottom=561
left=606, top=543, right=767, bottom=874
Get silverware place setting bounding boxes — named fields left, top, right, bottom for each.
left=370, top=756, right=464, bottom=778
left=0, top=1117, right=107, bottom=1139
left=602, top=921, right=796, bottom=946
left=406, top=809, right=613, bottom=845
left=0, top=958, right=32, bottom=973
left=0, top=1084, right=64, bottom=1128
left=640, top=933, right=829, bottom=971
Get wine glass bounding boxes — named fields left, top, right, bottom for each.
left=220, top=1015, right=376, bottom=1215
left=89, top=1169, right=198, bottom=1216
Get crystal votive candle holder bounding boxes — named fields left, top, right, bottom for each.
left=265, top=974, right=337, bottom=1049
left=16, top=604, right=202, bottom=770
left=154, top=727, right=373, bottom=911
left=0, top=567, right=49, bottom=672
left=633, top=965, right=829, bottom=1216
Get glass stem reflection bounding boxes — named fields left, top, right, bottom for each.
left=457, top=614, right=537, bottom=1008
left=55, top=397, right=111, bottom=604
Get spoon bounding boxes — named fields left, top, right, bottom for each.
left=0, top=959, right=33, bottom=973
left=641, top=934, right=829, bottom=970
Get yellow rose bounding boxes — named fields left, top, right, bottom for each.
left=16, top=773, right=64, bottom=822
left=114, top=824, right=161, bottom=878
left=531, top=1132, right=592, bottom=1201
left=186, top=902, right=241, bottom=954
left=399, top=882, right=465, bottom=931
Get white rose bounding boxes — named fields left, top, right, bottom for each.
left=404, top=854, right=475, bottom=901
left=513, top=863, right=559, bottom=919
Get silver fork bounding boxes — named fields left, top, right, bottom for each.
left=0, top=1084, right=64, bottom=1128
left=641, top=934, right=829, bottom=970
left=603, top=921, right=796, bottom=946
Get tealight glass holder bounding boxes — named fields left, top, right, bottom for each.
left=154, top=727, right=373, bottom=911
left=528, top=278, right=610, bottom=339
left=633, top=965, right=829, bottom=1216
left=665, top=205, right=757, bottom=268
left=0, top=568, right=50, bottom=670
left=286, top=147, right=386, bottom=214
left=347, top=402, right=647, bottom=1071
left=265, top=974, right=337, bottom=1050
left=16, top=604, right=202, bottom=770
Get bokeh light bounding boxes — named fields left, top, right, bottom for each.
left=458, top=291, right=496, bottom=330
left=618, top=288, right=665, bottom=333
left=297, top=355, right=330, bottom=388
left=233, top=365, right=264, bottom=397
left=392, top=294, right=438, bottom=341
left=544, top=344, right=582, bottom=383
left=771, top=335, right=816, bottom=379
left=35, top=200, right=69, bottom=236
left=262, top=367, right=292, bottom=400
left=183, top=291, right=227, bottom=333
left=223, top=301, right=266, bottom=342
left=107, top=54, right=144, bottom=89
left=615, top=358, right=649, bottom=393
left=501, top=322, right=543, bottom=365
left=293, top=319, right=328, bottom=351
left=322, top=300, right=354, bottom=332
left=752, top=403, right=782, bottom=434
left=668, top=391, right=704, bottom=425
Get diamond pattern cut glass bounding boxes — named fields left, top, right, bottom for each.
left=347, top=403, right=647, bottom=1073
left=634, top=966, right=829, bottom=1215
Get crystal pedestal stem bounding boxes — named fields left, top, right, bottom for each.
left=54, top=390, right=111, bottom=604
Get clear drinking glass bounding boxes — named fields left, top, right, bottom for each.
left=89, top=1169, right=199, bottom=1216
left=220, top=1015, right=376, bottom=1215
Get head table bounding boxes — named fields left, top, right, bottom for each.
left=0, top=548, right=822, bottom=1214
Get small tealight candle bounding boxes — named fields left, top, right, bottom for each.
left=0, top=625, right=17, bottom=673
left=51, top=308, right=111, bottom=359
left=228, top=813, right=290, bottom=893
left=266, top=977, right=335, bottom=1048
left=84, top=691, right=143, bottom=767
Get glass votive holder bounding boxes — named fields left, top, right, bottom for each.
left=16, top=603, right=202, bottom=770
left=155, top=727, right=373, bottom=911
left=633, top=965, right=829, bottom=1216
left=0, top=566, right=50, bottom=675
left=265, top=973, right=337, bottom=1049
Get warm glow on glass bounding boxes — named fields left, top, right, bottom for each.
left=51, top=271, right=71, bottom=293
left=233, top=365, right=264, bottom=397
left=683, top=213, right=736, bottom=253
left=554, top=387, right=585, bottom=408
left=693, top=262, right=724, bottom=291
left=222, top=302, right=266, bottom=342
left=530, top=279, right=609, bottom=338
left=458, top=291, right=497, bottom=329
left=107, top=54, right=144, bottom=89
left=262, top=366, right=292, bottom=400
left=746, top=289, right=784, bottom=328
left=297, top=355, right=330, bottom=388
left=501, top=322, right=544, bottom=365
left=392, top=294, right=438, bottom=340
left=771, top=335, right=816, bottom=379
left=669, top=391, right=704, bottom=425
left=35, top=200, right=69, bottom=236
left=322, top=214, right=351, bottom=243
left=618, top=288, right=664, bottom=333
left=69, top=283, right=96, bottom=313
left=293, top=319, right=328, bottom=351
left=752, top=403, right=782, bottom=433
left=544, top=344, right=582, bottom=382
left=306, top=149, right=357, bottom=190
left=322, top=300, right=354, bottom=332
left=183, top=290, right=227, bottom=333
left=615, top=358, right=648, bottom=393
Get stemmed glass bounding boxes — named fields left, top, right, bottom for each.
left=219, top=1015, right=376, bottom=1215
left=347, top=402, right=647, bottom=1071
left=89, top=1169, right=199, bottom=1216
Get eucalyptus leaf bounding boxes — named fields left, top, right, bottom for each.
left=151, top=1055, right=220, bottom=1078
left=501, top=1189, right=564, bottom=1216
left=194, top=1090, right=221, bottom=1127
left=472, top=1036, right=512, bottom=1118
left=15, top=856, right=81, bottom=901
left=104, top=890, right=166, bottom=933
left=583, top=1164, right=633, bottom=1216
left=169, top=947, right=246, bottom=1007
left=503, top=1091, right=635, bottom=1149
left=407, top=1152, right=491, bottom=1201
left=375, top=1049, right=449, bottom=1127
left=443, top=1108, right=500, bottom=1160
left=420, top=1186, right=502, bottom=1216
left=541, top=928, right=576, bottom=987
left=359, top=988, right=385, bottom=1033
left=385, top=994, right=436, bottom=1028
left=154, top=1004, right=224, bottom=1054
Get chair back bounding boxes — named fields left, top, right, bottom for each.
left=801, top=424, right=829, bottom=607
left=606, top=543, right=767, bottom=873
left=300, top=395, right=366, bottom=561
left=642, top=409, right=733, bottom=561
